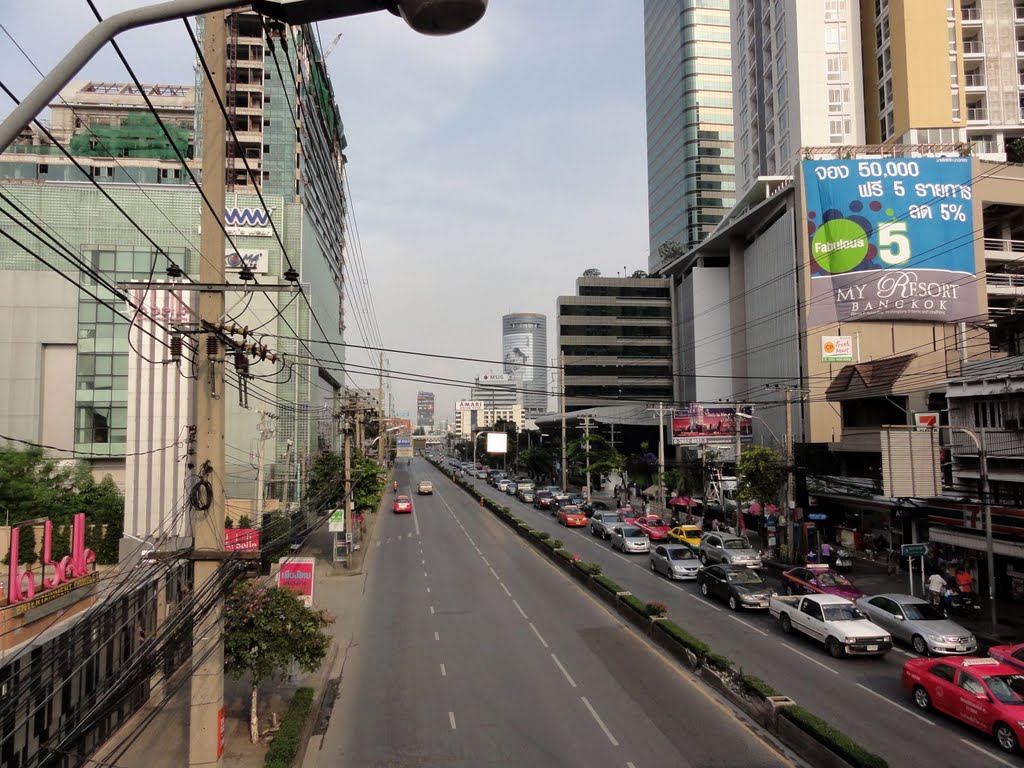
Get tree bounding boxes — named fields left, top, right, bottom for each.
left=238, top=514, right=252, bottom=529
left=582, top=268, right=602, bottom=277
left=1009, top=137, right=1024, bottom=164
left=305, top=451, right=345, bottom=510
left=656, top=240, right=687, bottom=264
left=225, top=515, right=234, bottom=529
left=631, top=269, right=648, bottom=278
left=737, top=446, right=784, bottom=533
left=352, top=450, right=386, bottom=512
left=224, top=582, right=333, bottom=742
left=566, top=434, right=622, bottom=487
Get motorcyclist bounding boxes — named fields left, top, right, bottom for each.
left=393, top=480, right=398, bottom=493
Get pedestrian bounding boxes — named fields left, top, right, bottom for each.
left=821, top=540, right=833, bottom=567
left=927, top=571, right=947, bottom=608
left=711, top=518, right=721, bottom=532
left=955, top=566, right=974, bottom=594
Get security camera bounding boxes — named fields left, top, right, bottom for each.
left=394, top=0, right=487, bottom=35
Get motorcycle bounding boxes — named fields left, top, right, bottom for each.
left=833, top=548, right=853, bottom=572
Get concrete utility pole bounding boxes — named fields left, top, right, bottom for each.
left=734, top=411, right=743, bottom=532
left=281, top=439, right=293, bottom=511
left=646, top=402, right=672, bottom=514
left=784, top=387, right=795, bottom=562
left=343, top=406, right=352, bottom=568
left=377, top=352, right=385, bottom=465
left=560, top=351, right=567, bottom=493
left=254, top=410, right=276, bottom=527
left=191, top=10, right=227, bottom=767
left=580, top=416, right=594, bottom=501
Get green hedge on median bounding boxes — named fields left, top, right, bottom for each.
left=620, top=593, right=648, bottom=616
left=574, top=561, right=602, bottom=576
left=592, top=575, right=624, bottom=594
left=555, top=548, right=574, bottom=562
left=658, top=619, right=711, bottom=657
left=264, top=686, right=314, bottom=768
left=739, top=673, right=780, bottom=700
left=780, top=705, right=888, bottom=768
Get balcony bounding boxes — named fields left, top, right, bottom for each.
left=949, top=429, right=1024, bottom=458
left=963, top=39, right=985, bottom=55
left=986, top=271, right=1024, bottom=296
left=1017, top=4, right=1024, bottom=22
left=962, top=6, right=982, bottom=23
left=967, top=106, right=988, bottom=121
left=965, top=72, right=986, bottom=88
left=985, top=238, right=1024, bottom=260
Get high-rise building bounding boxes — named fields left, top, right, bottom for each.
left=416, top=391, right=435, bottom=429
left=731, top=0, right=867, bottom=201
left=557, top=276, right=674, bottom=413
left=501, top=312, right=547, bottom=417
left=644, top=0, right=736, bottom=270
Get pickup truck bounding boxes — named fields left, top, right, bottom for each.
left=769, top=593, right=893, bottom=659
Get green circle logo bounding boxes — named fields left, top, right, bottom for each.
left=811, top=219, right=869, bottom=274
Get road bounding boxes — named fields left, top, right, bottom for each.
left=317, top=458, right=799, bottom=768
left=460, top=467, right=1024, bottom=768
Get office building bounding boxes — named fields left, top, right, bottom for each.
left=417, top=391, right=435, bottom=429
left=501, top=312, right=547, bottom=417
left=644, top=0, right=736, bottom=270
left=556, top=276, right=674, bottom=413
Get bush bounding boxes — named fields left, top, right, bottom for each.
left=541, top=539, right=559, bottom=550
left=645, top=601, right=668, bottom=617
left=704, top=651, right=733, bottom=672
left=621, top=594, right=648, bottom=615
left=780, top=706, right=888, bottom=768
left=658, top=619, right=711, bottom=657
left=550, top=539, right=563, bottom=549
left=739, top=673, right=780, bottom=700
left=264, top=687, right=314, bottom=768
left=555, top=549, right=574, bottom=562
left=592, top=575, right=624, bottom=594
left=538, top=531, right=551, bottom=541
left=574, top=561, right=602, bottom=576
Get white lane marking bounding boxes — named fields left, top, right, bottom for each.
left=429, top=606, right=435, bottom=615
left=481, top=556, right=491, bottom=567
left=894, top=648, right=914, bottom=658
left=512, top=599, right=528, bottom=619
left=854, top=683, right=933, bottom=725
left=730, top=615, right=768, bottom=636
left=551, top=654, right=578, bottom=688
left=424, top=571, right=428, bottom=578
left=489, top=566, right=500, bottom=580
left=500, top=582, right=512, bottom=597
left=780, top=642, right=839, bottom=675
left=468, top=538, right=475, bottom=546
left=689, top=593, right=722, bottom=612
left=422, top=559, right=426, bottom=565
left=449, top=711, right=457, bottom=730
left=581, top=696, right=619, bottom=746
left=434, top=631, right=440, bottom=641
left=959, top=738, right=1015, bottom=766
left=376, top=541, right=381, bottom=548
left=386, top=537, right=392, bottom=544
left=474, top=546, right=482, bottom=555
left=529, top=622, right=549, bottom=648
left=627, top=763, right=636, bottom=768
left=440, top=663, right=447, bottom=677
left=426, top=587, right=431, bottom=594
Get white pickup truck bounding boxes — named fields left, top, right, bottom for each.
left=769, top=593, right=893, bottom=659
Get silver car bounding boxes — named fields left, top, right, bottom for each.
left=517, top=487, right=536, bottom=503
left=589, top=511, right=622, bottom=540
left=854, top=593, right=977, bottom=656
left=649, top=544, right=700, bottom=580
left=698, top=532, right=762, bottom=568
left=610, top=525, right=650, bottom=554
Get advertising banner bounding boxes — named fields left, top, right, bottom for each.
left=820, top=335, right=853, bottom=363
left=225, top=248, right=269, bottom=275
left=913, top=411, right=940, bottom=430
left=456, top=400, right=485, bottom=411
left=396, top=436, right=413, bottom=459
left=328, top=507, right=345, bottom=533
left=671, top=404, right=752, bottom=446
left=803, top=157, right=977, bottom=323
left=225, top=528, right=260, bottom=551
left=276, top=557, right=315, bottom=607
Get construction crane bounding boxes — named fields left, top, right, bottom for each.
left=323, top=33, right=343, bottom=60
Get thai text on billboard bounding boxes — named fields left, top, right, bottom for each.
left=671, top=404, right=752, bottom=446
left=276, top=557, right=315, bottom=607
left=802, top=157, right=978, bottom=323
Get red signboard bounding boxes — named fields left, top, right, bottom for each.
left=276, top=557, right=315, bottom=607
left=225, top=528, right=260, bottom=551
left=7, top=512, right=95, bottom=605
left=217, top=706, right=225, bottom=757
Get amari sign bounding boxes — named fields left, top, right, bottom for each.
left=802, top=157, right=978, bottom=323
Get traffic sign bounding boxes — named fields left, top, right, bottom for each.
left=901, top=543, right=927, bottom=558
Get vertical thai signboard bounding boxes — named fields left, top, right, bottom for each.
left=802, top=157, right=977, bottom=324
left=276, top=557, right=315, bottom=607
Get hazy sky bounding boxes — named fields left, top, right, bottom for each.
left=0, top=1, right=650, bottom=422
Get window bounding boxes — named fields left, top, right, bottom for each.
left=958, top=673, right=985, bottom=695
left=930, top=663, right=956, bottom=682
left=829, top=86, right=849, bottom=113
left=829, top=118, right=849, bottom=143
left=826, top=55, right=848, bottom=82
left=974, top=400, right=1003, bottom=428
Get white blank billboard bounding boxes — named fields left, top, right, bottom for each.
left=485, top=432, right=508, bottom=454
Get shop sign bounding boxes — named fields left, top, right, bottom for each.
left=276, top=557, right=315, bottom=607
left=225, top=528, right=260, bottom=551
left=7, top=512, right=96, bottom=605
left=820, top=335, right=853, bottom=363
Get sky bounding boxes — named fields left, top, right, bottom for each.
left=0, top=1, right=650, bottom=423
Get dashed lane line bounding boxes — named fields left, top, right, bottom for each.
left=489, top=566, right=500, bottom=580
left=854, top=683, right=933, bottom=726
left=730, top=615, right=769, bottom=636
left=581, top=696, right=618, bottom=747
left=440, top=663, right=447, bottom=677
left=959, top=738, right=1015, bottom=767
left=551, top=654, right=577, bottom=688
left=529, top=622, right=549, bottom=648
left=449, top=711, right=457, bottom=730
left=429, top=606, right=435, bottom=615
left=500, top=582, right=512, bottom=597
left=512, top=599, right=528, bottom=619
left=780, top=642, right=839, bottom=675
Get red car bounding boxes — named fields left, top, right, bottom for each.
left=989, top=644, right=1024, bottom=673
left=902, top=656, right=1024, bottom=753
left=633, top=515, right=671, bottom=541
left=617, top=508, right=641, bottom=525
left=781, top=564, right=864, bottom=600
left=556, top=505, right=587, bottom=527
left=393, top=495, right=413, bottom=514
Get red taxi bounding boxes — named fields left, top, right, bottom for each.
left=781, top=564, right=864, bottom=600
left=393, top=495, right=413, bottom=514
left=556, top=505, right=587, bottom=527
left=633, top=515, right=671, bottom=541
left=902, top=656, right=1024, bottom=753
left=616, top=508, right=641, bottom=525
left=989, top=643, right=1024, bottom=673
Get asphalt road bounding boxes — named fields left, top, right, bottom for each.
left=460, top=468, right=1024, bottom=768
left=318, top=458, right=800, bottom=768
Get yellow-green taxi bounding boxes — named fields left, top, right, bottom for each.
left=668, top=525, right=703, bottom=548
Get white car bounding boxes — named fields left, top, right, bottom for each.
left=610, top=525, right=650, bottom=554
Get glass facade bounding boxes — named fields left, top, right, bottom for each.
left=645, top=0, right=736, bottom=269
left=501, top=313, right=547, bottom=417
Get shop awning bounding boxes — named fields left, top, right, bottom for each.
left=825, top=354, right=916, bottom=401
left=929, top=528, right=1024, bottom=559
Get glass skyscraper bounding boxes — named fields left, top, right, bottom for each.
left=501, top=313, right=547, bottom=418
left=644, top=0, right=736, bottom=270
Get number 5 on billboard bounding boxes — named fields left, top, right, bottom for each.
left=878, top=221, right=911, bottom=265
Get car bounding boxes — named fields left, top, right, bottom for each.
left=649, top=544, right=700, bottom=580
left=855, top=594, right=977, bottom=656
left=475, top=469, right=489, bottom=479
left=582, top=500, right=610, bottom=517
left=770, top=593, right=892, bottom=658
left=496, top=478, right=514, bottom=492
left=550, top=493, right=571, bottom=512
left=534, top=490, right=555, bottom=509
left=505, top=481, right=519, bottom=495
left=668, top=525, right=703, bottom=548
left=393, top=495, right=413, bottom=514
left=517, top=487, right=536, bottom=503
left=698, top=533, right=763, bottom=569
left=556, top=505, right=587, bottom=527
left=902, top=656, right=1024, bottom=753
left=633, top=515, right=671, bottom=541
left=782, top=564, right=864, bottom=600
left=568, top=493, right=586, bottom=507
left=989, top=643, right=1024, bottom=672
left=416, top=480, right=433, bottom=495
left=588, top=511, right=621, bottom=539
left=616, top=508, right=641, bottom=525
left=515, top=480, right=535, bottom=492
left=610, top=525, right=650, bottom=554
left=489, top=472, right=509, bottom=487
left=697, top=564, right=774, bottom=610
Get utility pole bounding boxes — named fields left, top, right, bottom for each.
left=646, top=402, right=672, bottom=514
left=377, top=352, right=385, bottom=465
left=734, top=410, right=743, bottom=533
left=560, top=351, right=567, bottom=493
left=190, top=10, right=226, bottom=767
left=281, top=439, right=293, bottom=511
left=343, top=406, right=352, bottom=569
left=784, top=387, right=795, bottom=563
left=579, top=416, right=594, bottom=502
left=254, top=411, right=276, bottom=527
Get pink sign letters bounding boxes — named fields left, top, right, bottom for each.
left=7, top=513, right=96, bottom=604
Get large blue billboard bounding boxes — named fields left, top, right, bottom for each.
left=802, top=157, right=978, bottom=324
